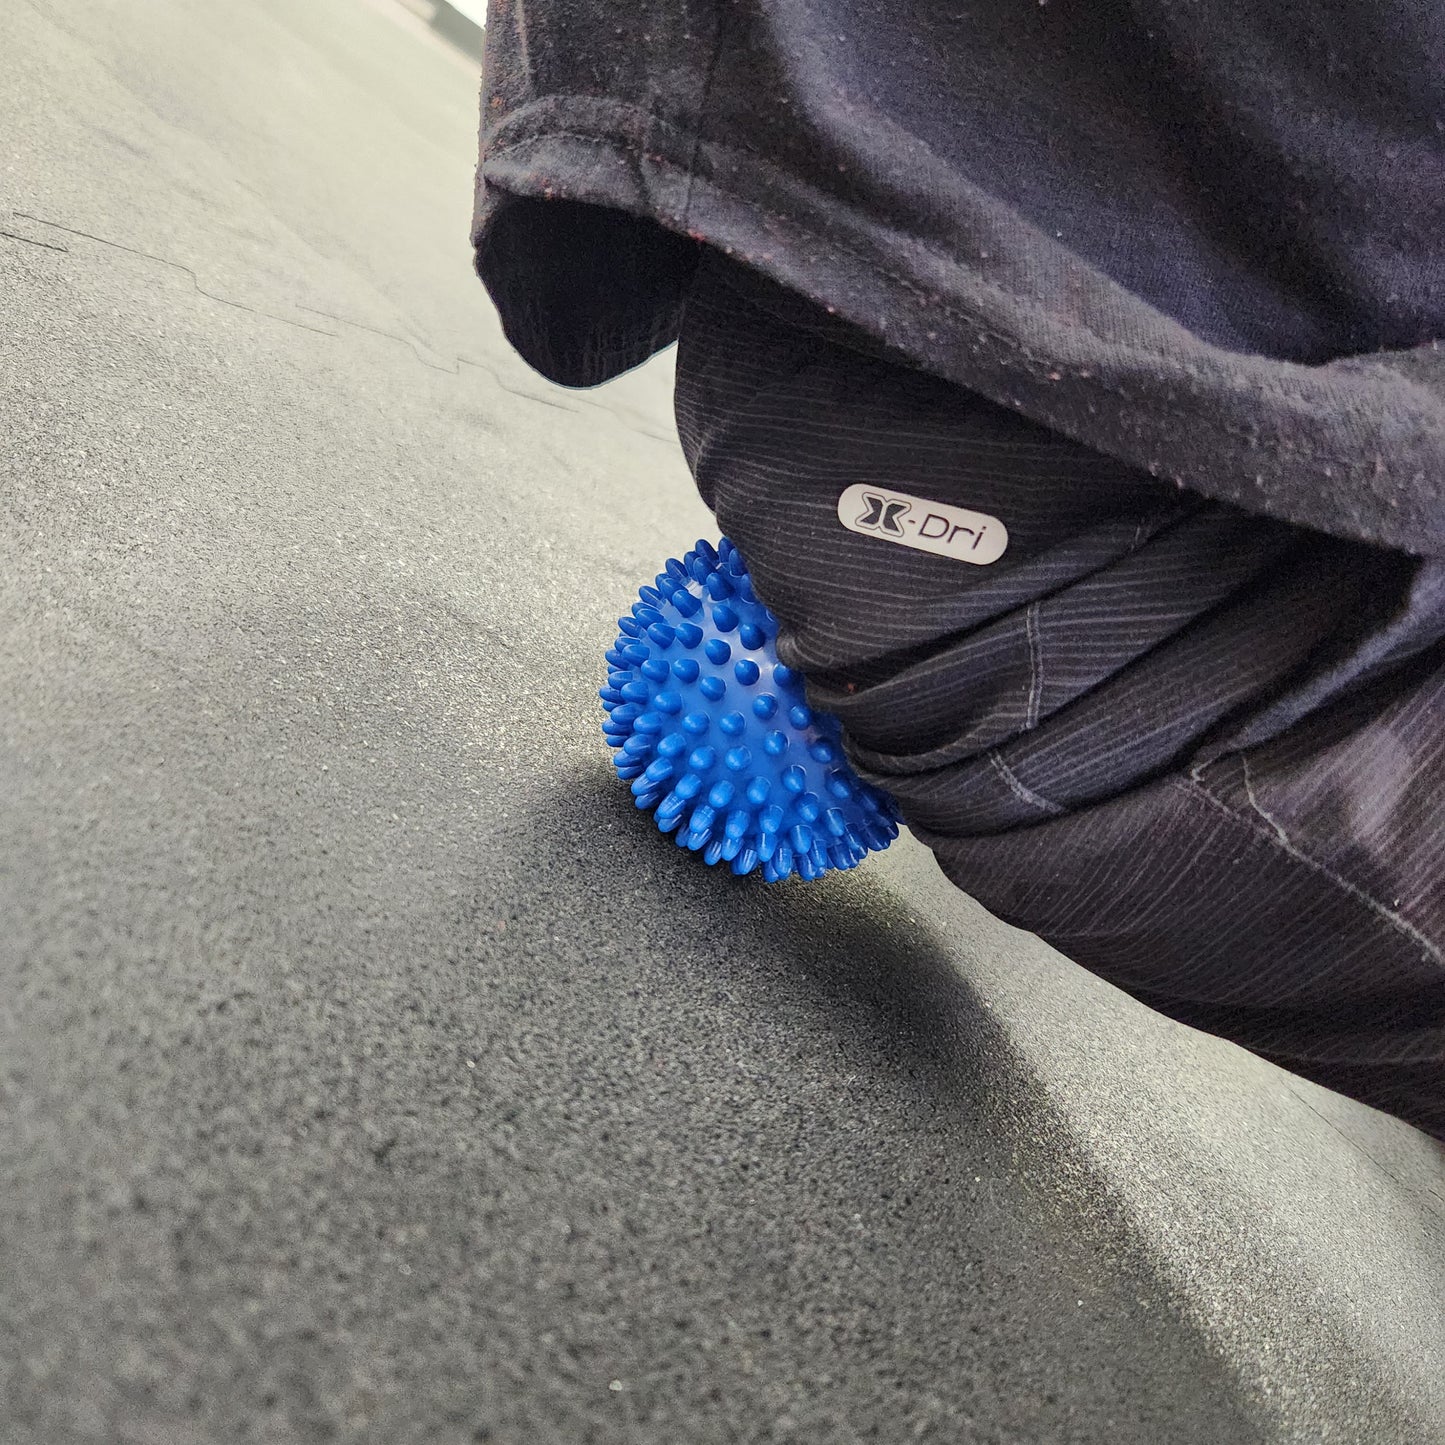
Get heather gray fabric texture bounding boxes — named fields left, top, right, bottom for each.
left=674, top=254, right=1445, bottom=1141
left=472, top=0, right=1445, bottom=556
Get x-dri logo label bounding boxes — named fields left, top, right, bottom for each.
left=838, top=485, right=1008, bottom=565
left=854, top=493, right=912, bottom=536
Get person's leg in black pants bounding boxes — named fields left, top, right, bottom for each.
left=675, top=249, right=1445, bottom=1141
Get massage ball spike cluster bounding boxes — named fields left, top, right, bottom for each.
left=600, top=537, right=900, bottom=882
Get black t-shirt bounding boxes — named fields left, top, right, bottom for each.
left=473, top=0, right=1445, bottom=557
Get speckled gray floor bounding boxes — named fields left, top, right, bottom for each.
left=2, top=2, right=1443, bottom=1442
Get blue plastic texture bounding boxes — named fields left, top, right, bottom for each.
left=600, top=537, right=901, bottom=882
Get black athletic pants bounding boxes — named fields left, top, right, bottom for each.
left=674, top=250, right=1445, bottom=1141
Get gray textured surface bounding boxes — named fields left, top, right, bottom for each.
left=2, top=2, right=1442, bottom=1442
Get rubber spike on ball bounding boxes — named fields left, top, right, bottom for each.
left=601, top=538, right=901, bottom=882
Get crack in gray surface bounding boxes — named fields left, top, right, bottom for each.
left=6, top=208, right=681, bottom=441
left=0, top=226, right=69, bottom=252
left=7, top=210, right=615, bottom=424
left=14, top=210, right=343, bottom=338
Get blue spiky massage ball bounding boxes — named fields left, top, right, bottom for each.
left=601, top=537, right=901, bottom=882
